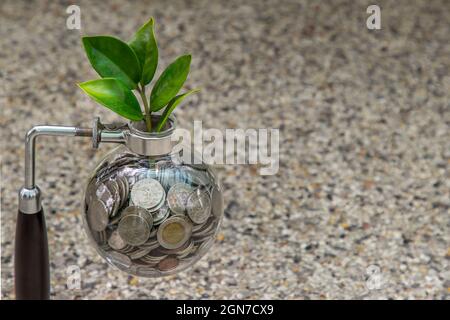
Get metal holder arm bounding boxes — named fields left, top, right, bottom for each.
left=19, top=119, right=125, bottom=214
left=15, top=118, right=124, bottom=300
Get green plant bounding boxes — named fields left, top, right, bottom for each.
left=78, top=18, right=198, bottom=132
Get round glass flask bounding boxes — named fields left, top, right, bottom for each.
left=82, top=116, right=223, bottom=277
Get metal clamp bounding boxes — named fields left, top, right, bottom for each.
left=19, top=118, right=126, bottom=214
left=92, top=117, right=127, bottom=149
left=19, top=116, right=176, bottom=214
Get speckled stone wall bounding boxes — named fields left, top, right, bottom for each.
left=1, top=0, right=449, bottom=299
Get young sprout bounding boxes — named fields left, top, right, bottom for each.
left=78, top=18, right=198, bottom=132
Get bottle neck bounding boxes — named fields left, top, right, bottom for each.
left=124, top=116, right=177, bottom=156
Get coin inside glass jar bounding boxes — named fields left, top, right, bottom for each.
left=108, top=230, right=126, bottom=250
left=157, top=216, right=192, bottom=249
left=167, top=183, right=194, bottom=215
left=87, top=198, right=109, bottom=232
left=130, top=178, right=165, bottom=210
left=157, top=256, right=179, bottom=271
left=187, top=189, right=211, bottom=224
left=118, top=206, right=153, bottom=246
left=152, top=204, right=170, bottom=226
left=82, top=145, right=224, bottom=277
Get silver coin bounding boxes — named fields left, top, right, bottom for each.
left=157, top=215, right=193, bottom=250
left=194, top=224, right=216, bottom=238
left=192, top=217, right=216, bottom=237
left=118, top=206, right=153, bottom=246
left=108, top=230, right=126, bottom=250
left=96, top=183, right=113, bottom=215
left=134, top=259, right=155, bottom=267
left=141, top=237, right=159, bottom=246
left=192, top=221, right=206, bottom=233
left=155, top=160, right=173, bottom=172
left=197, top=238, right=214, bottom=253
left=148, top=227, right=157, bottom=238
left=85, top=179, right=98, bottom=205
left=187, top=189, right=211, bottom=224
left=177, top=240, right=195, bottom=258
left=95, top=160, right=109, bottom=174
left=141, top=248, right=168, bottom=263
left=105, top=180, right=121, bottom=217
left=93, top=230, right=107, bottom=245
left=121, top=205, right=154, bottom=224
left=129, top=247, right=153, bottom=260
left=138, top=240, right=160, bottom=251
left=188, top=175, right=210, bottom=188
left=130, top=178, right=165, bottom=210
left=120, top=176, right=130, bottom=204
left=97, top=163, right=122, bottom=181
left=109, top=213, right=122, bottom=226
left=112, top=155, right=138, bottom=168
left=115, top=177, right=127, bottom=207
left=147, top=194, right=166, bottom=213
left=111, top=194, right=121, bottom=217
left=193, top=232, right=215, bottom=243
left=185, top=244, right=198, bottom=259
left=167, top=183, right=194, bottom=215
left=102, top=173, right=120, bottom=187
left=99, top=230, right=107, bottom=243
left=153, top=205, right=171, bottom=226
left=95, top=162, right=111, bottom=180
left=116, top=244, right=136, bottom=254
left=158, top=243, right=189, bottom=255
left=108, top=251, right=132, bottom=268
left=159, top=239, right=192, bottom=255
left=135, top=170, right=157, bottom=181
left=140, top=254, right=167, bottom=264
left=87, top=198, right=109, bottom=232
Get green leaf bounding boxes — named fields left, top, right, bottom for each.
left=156, top=89, right=199, bottom=132
left=82, top=36, right=141, bottom=90
left=78, top=78, right=143, bottom=121
left=129, top=18, right=158, bottom=86
left=150, top=54, right=191, bottom=111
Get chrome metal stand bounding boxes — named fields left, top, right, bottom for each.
left=15, top=118, right=124, bottom=300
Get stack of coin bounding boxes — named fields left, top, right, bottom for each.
left=86, top=175, right=131, bottom=229
left=87, top=198, right=109, bottom=232
left=137, top=248, right=168, bottom=266
left=84, top=154, right=221, bottom=275
left=192, top=218, right=216, bottom=243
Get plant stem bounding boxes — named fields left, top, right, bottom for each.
left=138, top=84, right=152, bottom=132
left=137, top=84, right=154, bottom=168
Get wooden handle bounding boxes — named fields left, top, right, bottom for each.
left=14, top=208, right=50, bottom=300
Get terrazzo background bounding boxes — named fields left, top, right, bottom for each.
left=1, top=0, right=449, bottom=299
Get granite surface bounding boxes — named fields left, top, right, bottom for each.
left=1, top=0, right=449, bottom=299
